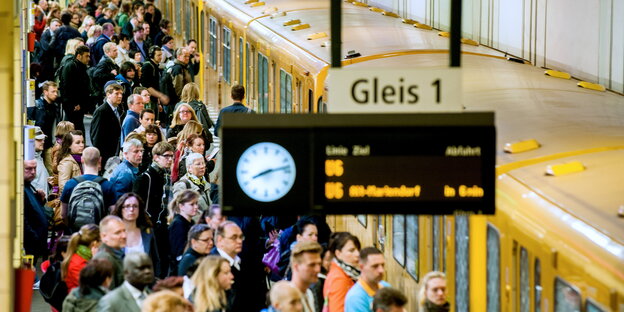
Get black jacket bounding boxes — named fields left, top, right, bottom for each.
left=59, top=57, right=91, bottom=113
left=49, top=25, right=81, bottom=59
left=23, top=184, right=49, bottom=257
left=133, top=164, right=169, bottom=226
left=140, top=59, right=161, bottom=91
left=27, top=97, right=58, bottom=149
left=90, top=34, right=110, bottom=65
left=92, top=56, right=120, bottom=98
left=90, top=101, right=122, bottom=166
left=129, top=40, right=150, bottom=62
left=168, top=214, right=193, bottom=274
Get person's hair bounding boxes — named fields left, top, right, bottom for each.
left=176, top=47, right=187, bottom=58
left=61, top=12, right=72, bottom=25
left=99, top=215, right=124, bottom=234
left=74, top=44, right=90, bottom=57
left=111, top=192, right=153, bottom=229
left=120, top=1, right=131, bottom=13
left=269, top=281, right=300, bottom=308
left=373, top=287, right=408, bottom=311
left=54, top=121, right=75, bottom=139
left=119, top=32, right=131, bottom=42
left=48, top=18, right=61, bottom=27
left=187, top=39, right=197, bottom=45
left=127, top=93, right=140, bottom=107
left=328, top=232, right=361, bottom=256
left=144, top=124, right=163, bottom=144
left=132, top=1, right=144, bottom=13
left=102, top=22, right=114, bottom=33
left=78, top=15, right=95, bottom=33
left=41, top=81, right=58, bottom=92
left=290, top=241, right=322, bottom=265
left=185, top=224, right=212, bottom=252
left=148, top=45, right=161, bottom=59
left=133, top=24, right=143, bottom=33
left=142, top=290, right=194, bottom=312
left=61, top=224, right=100, bottom=279
left=78, top=258, right=114, bottom=296
left=180, top=83, right=200, bottom=103
left=185, top=152, right=204, bottom=170
left=169, top=103, right=197, bottom=127
left=49, top=235, right=71, bottom=263
left=161, top=35, right=173, bottom=45
left=103, top=41, right=116, bottom=54
left=123, top=138, right=143, bottom=153
left=111, top=34, right=120, bottom=45
left=191, top=256, right=229, bottom=312
left=125, top=131, right=146, bottom=144
left=105, top=83, right=123, bottom=94
left=168, top=189, right=200, bottom=221
left=56, top=130, right=83, bottom=167
left=231, top=85, right=245, bottom=101
left=215, top=221, right=238, bottom=240
left=120, top=61, right=136, bottom=77
left=359, top=247, right=383, bottom=263
left=134, top=87, right=148, bottom=95
left=128, top=49, right=140, bottom=59
left=198, top=205, right=222, bottom=225
left=87, top=24, right=102, bottom=39
left=418, top=271, right=446, bottom=307
left=159, top=19, right=170, bottom=29
left=295, top=217, right=316, bottom=236
left=64, top=38, right=85, bottom=56
left=47, top=8, right=61, bottom=23
left=152, top=141, right=174, bottom=156
left=185, top=134, right=203, bottom=149
left=153, top=276, right=184, bottom=292
left=175, top=120, right=203, bottom=144
left=82, top=146, right=100, bottom=167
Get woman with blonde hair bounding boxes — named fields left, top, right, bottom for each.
left=61, top=224, right=101, bottom=291
left=168, top=189, right=201, bottom=275
left=168, top=103, right=199, bottom=140
left=171, top=120, right=209, bottom=182
left=78, top=15, right=95, bottom=40
left=56, top=130, right=85, bottom=193
left=143, top=290, right=194, bottom=312
left=418, top=271, right=449, bottom=312
left=176, top=83, right=213, bottom=137
left=85, top=24, right=102, bottom=46
left=190, top=256, right=234, bottom=312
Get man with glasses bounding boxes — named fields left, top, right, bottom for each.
left=134, top=141, right=175, bottom=277
left=110, top=139, right=144, bottom=200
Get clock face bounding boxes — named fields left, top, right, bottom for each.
left=236, top=142, right=297, bottom=202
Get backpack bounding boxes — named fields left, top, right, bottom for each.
left=68, top=176, right=106, bottom=233
left=159, top=66, right=178, bottom=104
left=39, top=261, right=68, bottom=311
left=103, top=156, right=122, bottom=180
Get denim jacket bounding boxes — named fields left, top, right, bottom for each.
left=110, top=159, right=139, bottom=200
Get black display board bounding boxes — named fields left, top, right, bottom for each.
left=220, top=113, right=495, bottom=215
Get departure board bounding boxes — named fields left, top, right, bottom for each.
left=221, top=113, right=495, bottom=215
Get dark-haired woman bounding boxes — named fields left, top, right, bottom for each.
left=56, top=130, right=84, bottom=194
left=111, top=192, right=161, bottom=277
left=62, top=258, right=113, bottom=312
left=168, top=189, right=200, bottom=275
left=177, top=224, right=213, bottom=276
left=139, top=124, right=164, bottom=172
left=323, top=232, right=361, bottom=312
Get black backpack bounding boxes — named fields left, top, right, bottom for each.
left=68, top=176, right=106, bottom=233
left=39, top=261, right=68, bottom=311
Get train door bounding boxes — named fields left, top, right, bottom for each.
left=487, top=224, right=502, bottom=312
left=257, top=53, right=269, bottom=113
left=279, top=68, right=293, bottom=113
left=237, top=37, right=243, bottom=86
left=455, top=214, right=470, bottom=312
left=208, top=16, right=219, bottom=108
left=246, top=42, right=255, bottom=110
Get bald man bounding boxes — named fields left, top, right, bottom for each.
left=270, top=281, right=303, bottom=312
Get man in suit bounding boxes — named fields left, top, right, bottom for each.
left=91, top=42, right=120, bottom=100
left=91, top=22, right=114, bottom=65
left=91, top=83, right=123, bottom=167
left=97, top=252, right=154, bottom=312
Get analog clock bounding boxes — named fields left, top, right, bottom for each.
left=236, top=142, right=296, bottom=202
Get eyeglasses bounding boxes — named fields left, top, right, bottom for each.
left=123, top=204, right=140, bottom=210
left=225, top=235, right=245, bottom=241
left=179, top=110, right=191, bottom=114
left=159, top=154, right=174, bottom=159
left=196, top=237, right=212, bottom=243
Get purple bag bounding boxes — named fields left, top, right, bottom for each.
left=262, top=239, right=281, bottom=273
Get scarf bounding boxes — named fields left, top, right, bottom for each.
left=72, top=154, right=84, bottom=174
left=76, top=244, right=92, bottom=260
left=424, top=300, right=450, bottom=312
left=334, top=258, right=360, bottom=281
left=187, top=173, right=208, bottom=189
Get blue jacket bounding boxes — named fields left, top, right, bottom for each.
left=214, top=102, right=254, bottom=137
left=122, top=110, right=141, bottom=140
left=344, top=280, right=391, bottom=312
left=23, top=183, right=49, bottom=257
left=110, top=159, right=139, bottom=200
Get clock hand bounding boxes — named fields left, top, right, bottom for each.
left=252, top=165, right=291, bottom=179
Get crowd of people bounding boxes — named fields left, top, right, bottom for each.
left=24, top=0, right=447, bottom=311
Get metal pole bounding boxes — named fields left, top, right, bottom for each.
left=330, top=0, right=341, bottom=68
left=450, top=0, right=461, bottom=67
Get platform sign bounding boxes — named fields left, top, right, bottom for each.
left=327, top=68, right=462, bottom=113
left=220, top=113, right=495, bottom=215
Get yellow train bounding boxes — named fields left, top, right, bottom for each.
left=157, top=0, right=624, bottom=311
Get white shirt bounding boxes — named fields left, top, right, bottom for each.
left=123, top=281, right=149, bottom=309
left=125, top=235, right=144, bottom=255
left=32, top=151, right=49, bottom=195
left=216, top=247, right=241, bottom=271
left=182, top=275, right=195, bottom=300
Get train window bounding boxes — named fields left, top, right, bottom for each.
left=376, top=215, right=385, bottom=252
left=194, top=7, right=199, bottom=43
left=520, top=248, right=529, bottom=312
left=586, top=299, right=607, bottom=312
left=535, top=258, right=542, bottom=312
left=406, top=215, right=418, bottom=280
left=209, top=17, right=217, bottom=69
left=222, top=27, right=231, bottom=84
left=443, top=216, right=447, bottom=272
left=280, top=69, right=292, bottom=113
left=486, top=224, right=500, bottom=312
left=246, top=43, right=252, bottom=99
left=357, top=215, right=367, bottom=227
left=237, top=38, right=243, bottom=83
left=186, top=4, right=192, bottom=41
left=258, top=53, right=269, bottom=113
left=455, top=215, right=470, bottom=312
left=175, top=0, right=181, bottom=34
left=392, top=215, right=405, bottom=267
left=554, top=278, right=581, bottom=312
left=200, top=13, right=205, bottom=53
left=308, top=89, right=313, bottom=113
left=433, top=215, right=441, bottom=271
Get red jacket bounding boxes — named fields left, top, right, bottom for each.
left=65, top=253, right=88, bottom=292
left=323, top=261, right=355, bottom=312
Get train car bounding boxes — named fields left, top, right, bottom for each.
left=166, top=0, right=624, bottom=310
